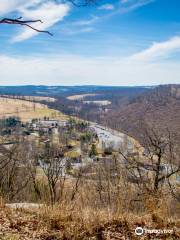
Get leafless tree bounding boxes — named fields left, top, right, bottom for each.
left=119, top=122, right=180, bottom=197
left=39, top=143, right=66, bottom=205
left=70, top=167, right=83, bottom=201
left=0, top=139, right=32, bottom=202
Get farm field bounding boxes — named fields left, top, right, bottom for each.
left=0, top=97, right=67, bottom=122
left=67, top=93, right=98, bottom=100
left=83, top=100, right=111, bottom=106
left=0, top=95, right=56, bottom=102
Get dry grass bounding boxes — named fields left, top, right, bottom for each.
left=0, top=97, right=67, bottom=122
left=0, top=177, right=179, bottom=239
left=0, top=202, right=179, bottom=240
left=19, top=96, right=56, bottom=103
left=83, top=100, right=111, bottom=106
left=28, top=177, right=180, bottom=239
left=0, top=95, right=56, bottom=103
left=67, top=94, right=98, bottom=101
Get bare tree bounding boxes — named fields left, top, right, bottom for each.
left=0, top=139, right=32, bottom=202
left=39, top=143, right=66, bottom=205
left=119, top=122, right=180, bottom=196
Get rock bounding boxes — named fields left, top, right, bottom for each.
left=5, top=203, right=44, bottom=210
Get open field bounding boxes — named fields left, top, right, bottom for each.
left=83, top=100, right=111, bottom=106
left=0, top=95, right=56, bottom=102
left=0, top=97, right=67, bottom=122
left=67, top=93, right=99, bottom=100
left=17, top=95, right=56, bottom=102
left=66, top=94, right=111, bottom=106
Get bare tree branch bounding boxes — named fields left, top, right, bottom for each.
left=0, top=17, right=53, bottom=36
left=0, top=1, right=98, bottom=36
left=66, top=0, right=97, bottom=7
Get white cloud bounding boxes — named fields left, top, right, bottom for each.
left=72, top=0, right=153, bottom=29
left=119, top=0, right=154, bottom=13
left=0, top=54, right=180, bottom=86
left=0, top=0, right=154, bottom=41
left=121, top=0, right=152, bottom=4
left=0, top=0, right=70, bottom=42
left=62, top=27, right=94, bottom=35
left=130, top=36, right=180, bottom=61
left=0, top=0, right=42, bottom=15
left=98, top=4, right=114, bottom=11
left=74, top=16, right=99, bottom=26
left=12, top=2, right=70, bottom=42
left=0, top=0, right=25, bottom=14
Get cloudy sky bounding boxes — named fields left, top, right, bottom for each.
left=0, top=0, right=180, bottom=86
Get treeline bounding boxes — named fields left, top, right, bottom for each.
left=0, top=117, right=20, bottom=128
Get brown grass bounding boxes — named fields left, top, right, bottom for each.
left=0, top=95, right=56, bottom=103
left=67, top=94, right=98, bottom=100
left=0, top=97, right=67, bottom=122
left=1, top=202, right=179, bottom=240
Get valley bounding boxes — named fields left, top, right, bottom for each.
left=0, top=85, right=179, bottom=240
left=0, top=1, right=179, bottom=238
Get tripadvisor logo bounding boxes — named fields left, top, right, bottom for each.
left=135, top=226, right=173, bottom=236
left=135, top=227, right=144, bottom=236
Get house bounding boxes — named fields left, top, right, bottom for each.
left=58, top=120, right=67, bottom=127
left=39, top=120, right=58, bottom=127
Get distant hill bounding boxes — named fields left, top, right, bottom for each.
left=1, top=84, right=179, bottom=143
left=0, top=85, right=149, bottom=121
left=0, top=85, right=148, bottom=97
left=104, top=84, right=180, bottom=142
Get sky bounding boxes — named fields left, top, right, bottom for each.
left=0, top=0, right=180, bottom=86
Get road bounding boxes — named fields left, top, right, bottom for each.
left=90, top=123, right=134, bottom=151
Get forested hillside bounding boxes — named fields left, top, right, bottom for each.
left=103, top=85, right=180, bottom=143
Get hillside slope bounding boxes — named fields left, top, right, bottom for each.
left=104, top=85, right=180, bottom=142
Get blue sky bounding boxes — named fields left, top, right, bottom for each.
left=0, top=0, right=180, bottom=86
